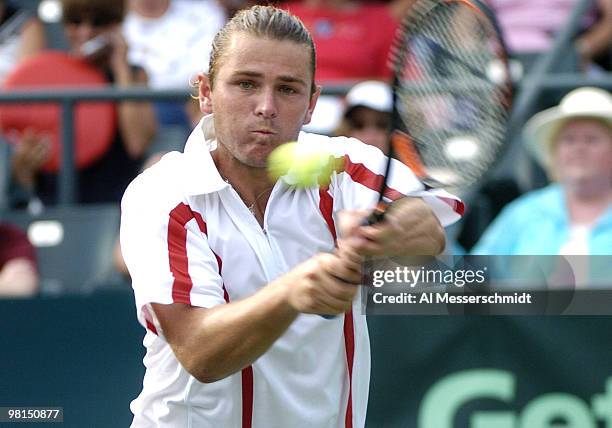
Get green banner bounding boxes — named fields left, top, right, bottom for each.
left=366, top=316, right=612, bottom=428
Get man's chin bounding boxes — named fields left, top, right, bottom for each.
left=236, top=152, right=270, bottom=169
left=562, top=175, right=611, bottom=192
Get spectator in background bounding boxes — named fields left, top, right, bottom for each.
left=0, top=0, right=46, bottom=84
left=123, top=0, right=226, bottom=130
left=335, top=80, right=392, bottom=153
left=0, top=222, right=38, bottom=297
left=0, top=1, right=47, bottom=209
left=217, top=0, right=261, bottom=19
left=280, top=0, right=399, bottom=83
left=472, top=87, right=612, bottom=256
left=9, top=0, right=157, bottom=206
left=488, top=0, right=612, bottom=72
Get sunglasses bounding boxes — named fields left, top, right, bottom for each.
left=348, top=118, right=391, bottom=131
left=63, top=15, right=117, bottom=27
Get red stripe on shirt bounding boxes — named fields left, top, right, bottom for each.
left=142, top=305, right=159, bottom=336
left=193, top=210, right=229, bottom=300
left=344, top=310, right=355, bottom=428
left=344, top=157, right=383, bottom=191
left=193, top=210, right=208, bottom=234
left=318, top=185, right=353, bottom=425
left=318, top=187, right=354, bottom=427
left=168, top=203, right=229, bottom=304
left=343, top=157, right=466, bottom=214
left=437, top=196, right=465, bottom=216
left=319, top=187, right=337, bottom=242
left=241, top=366, right=254, bottom=428
left=214, top=253, right=230, bottom=303
left=343, top=156, right=403, bottom=201
left=168, top=203, right=195, bottom=304
left=145, top=319, right=158, bottom=335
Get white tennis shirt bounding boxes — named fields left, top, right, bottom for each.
left=120, top=115, right=462, bottom=428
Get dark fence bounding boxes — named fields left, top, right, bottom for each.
left=1, top=293, right=611, bottom=427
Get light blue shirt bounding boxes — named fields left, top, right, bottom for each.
left=471, top=184, right=612, bottom=255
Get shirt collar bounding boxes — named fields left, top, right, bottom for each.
left=182, top=115, right=317, bottom=195
left=182, top=114, right=229, bottom=196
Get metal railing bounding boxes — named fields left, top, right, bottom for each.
left=0, top=84, right=354, bottom=205
left=1, top=0, right=611, bottom=207
left=0, top=87, right=191, bottom=204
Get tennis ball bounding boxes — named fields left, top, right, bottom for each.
left=267, top=142, right=343, bottom=188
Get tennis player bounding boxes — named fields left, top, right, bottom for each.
left=120, top=5, right=462, bottom=427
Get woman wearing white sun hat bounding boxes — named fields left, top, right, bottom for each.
left=471, top=87, right=612, bottom=260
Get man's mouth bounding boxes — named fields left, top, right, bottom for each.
left=253, top=129, right=275, bottom=135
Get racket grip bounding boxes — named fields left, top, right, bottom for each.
left=366, top=204, right=388, bottom=225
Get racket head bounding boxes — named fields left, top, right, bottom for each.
left=387, top=0, right=512, bottom=193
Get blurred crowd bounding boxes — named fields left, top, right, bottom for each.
left=0, top=0, right=611, bottom=297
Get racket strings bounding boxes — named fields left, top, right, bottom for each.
left=391, top=0, right=511, bottom=189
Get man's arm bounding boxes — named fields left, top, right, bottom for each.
left=576, top=0, right=612, bottom=63
left=0, top=258, right=38, bottom=297
left=152, top=247, right=362, bottom=384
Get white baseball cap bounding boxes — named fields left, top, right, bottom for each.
left=344, top=80, right=393, bottom=116
left=523, top=87, right=612, bottom=168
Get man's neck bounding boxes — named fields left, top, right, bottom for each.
left=564, top=181, right=612, bottom=224
left=212, top=145, right=275, bottom=225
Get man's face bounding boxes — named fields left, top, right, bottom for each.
left=63, top=12, right=118, bottom=57
left=346, top=107, right=391, bottom=153
left=199, top=33, right=320, bottom=168
left=552, top=118, right=612, bottom=186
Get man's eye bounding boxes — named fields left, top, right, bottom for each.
left=238, top=81, right=254, bottom=89
left=279, top=86, right=297, bottom=94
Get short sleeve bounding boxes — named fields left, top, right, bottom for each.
left=120, top=176, right=226, bottom=335
left=328, top=137, right=463, bottom=227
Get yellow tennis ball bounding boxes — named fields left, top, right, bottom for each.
left=268, top=142, right=343, bottom=188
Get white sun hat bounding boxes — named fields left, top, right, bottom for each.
left=523, top=87, right=612, bottom=168
left=344, top=80, right=393, bottom=116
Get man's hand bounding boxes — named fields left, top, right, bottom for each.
left=284, top=247, right=362, bottom=315
left=339, top=197, right=445, bottom=257
left=10, top=129, right=50, bottom=189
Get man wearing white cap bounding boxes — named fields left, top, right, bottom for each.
left=472, top=87, right=612, bottom=257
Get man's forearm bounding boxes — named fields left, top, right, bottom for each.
left=153, top=279, right=298, bottom=383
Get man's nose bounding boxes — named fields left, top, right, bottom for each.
left=254, top=88, right=278, bottom=119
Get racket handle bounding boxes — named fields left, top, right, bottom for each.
left=366, top=203, right=388, bottom=225
left=320, top=207, right=386, bottom=319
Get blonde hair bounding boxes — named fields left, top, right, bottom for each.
left=207, top=5, right=316, bottom=94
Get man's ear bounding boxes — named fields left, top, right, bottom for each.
left=303, top=84, right=322, bottom=125
left=198, top=72, right=214, bottom=114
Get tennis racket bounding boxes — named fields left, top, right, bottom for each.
left=368, top=0, right=512, bottom=223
